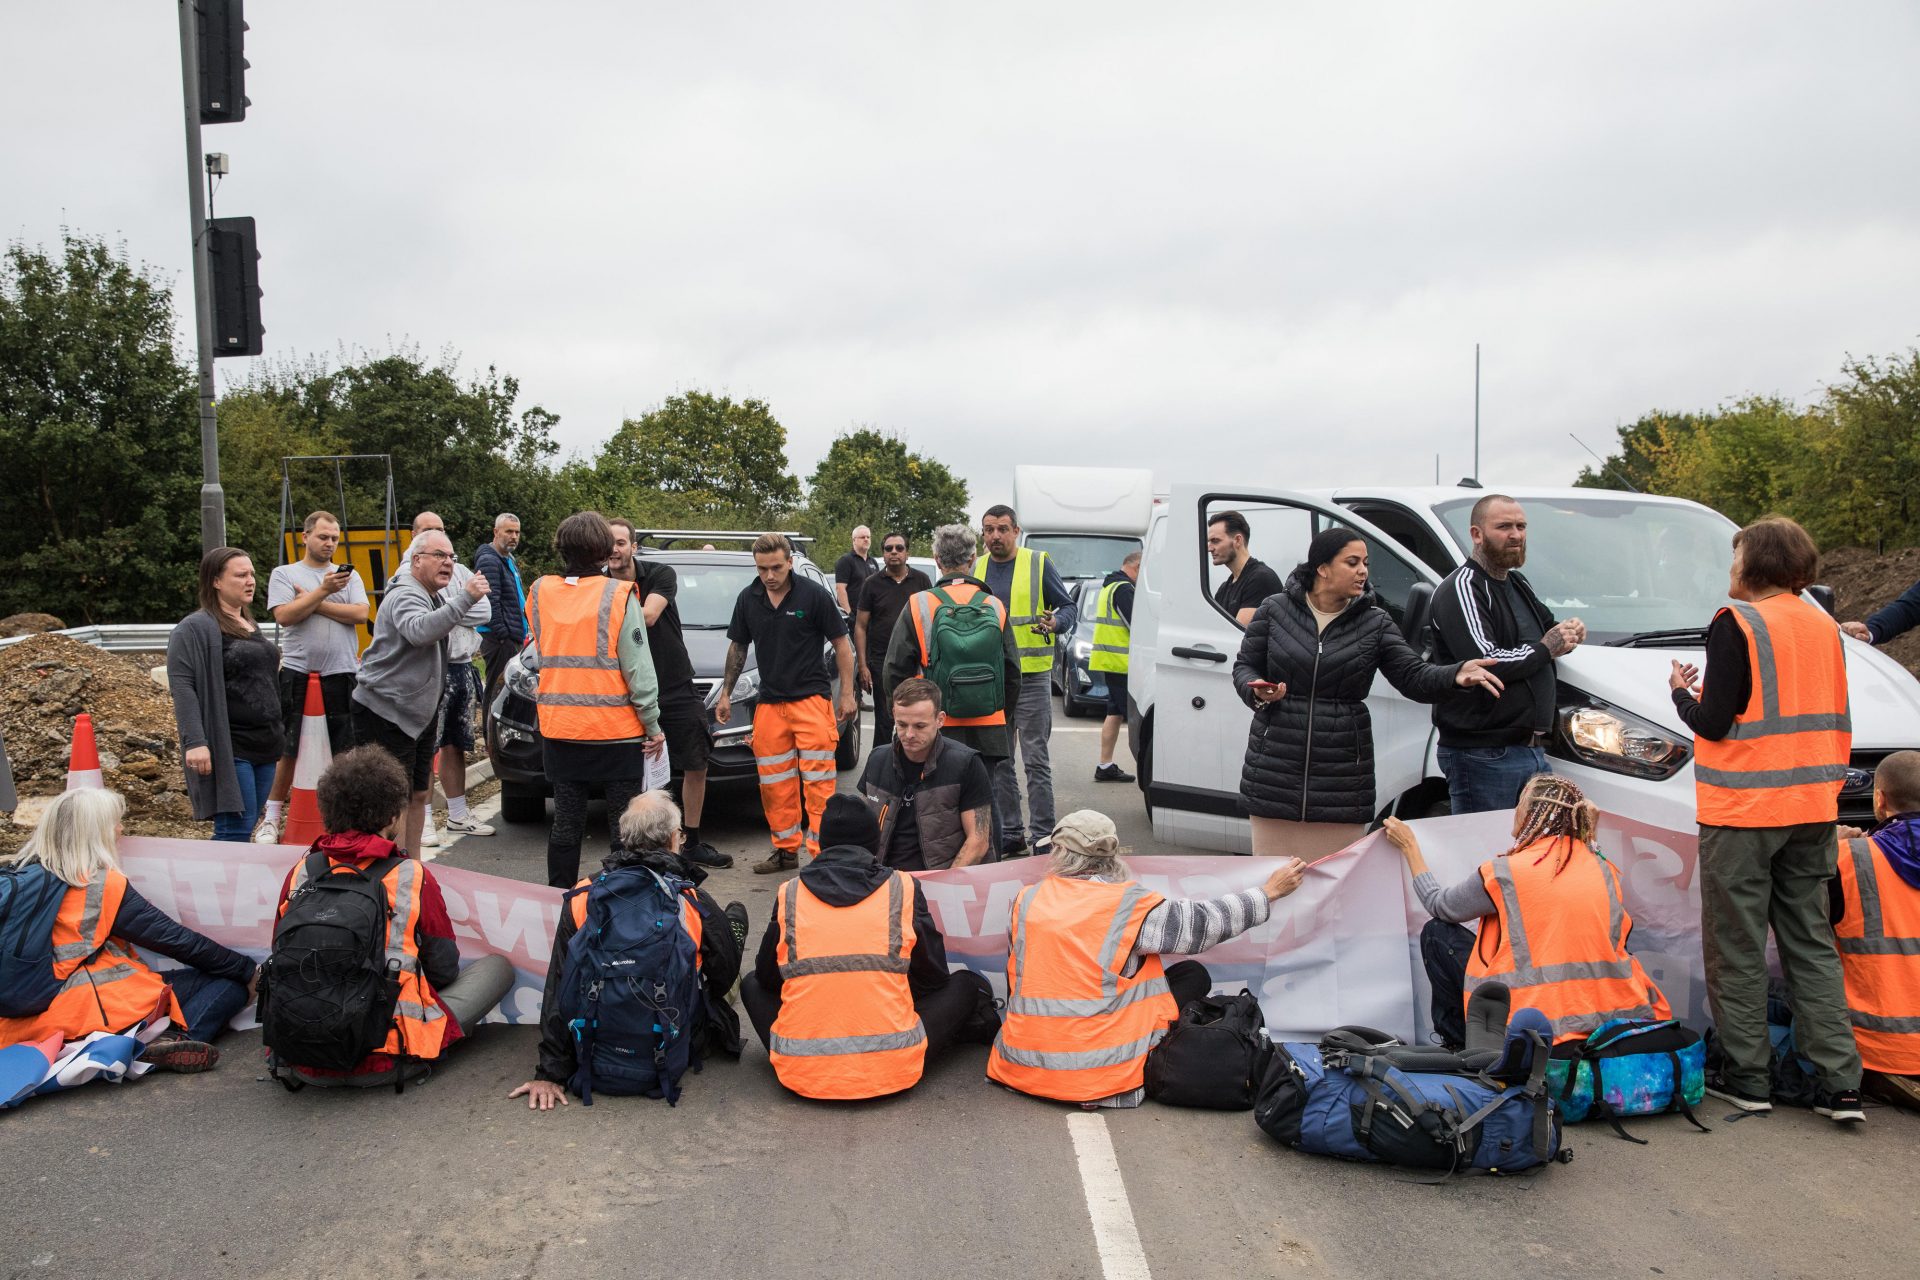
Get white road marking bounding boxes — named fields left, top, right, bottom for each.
left=1067, top=1112, right=1153, bottom=1280
left=428, top=789, right=504, bottom=861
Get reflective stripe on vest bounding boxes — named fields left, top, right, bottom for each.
left=1088, top=580, right=1129, bottom=674
left=1692, top=597, right=1851, bottom=827
left=987, top=877, right=1177, bottom=1101
left=527, top=576, right=648, bottom=738
left=769, top=872, right=927, bottom=1099
left=976, top=548, right=1055, bottom=674
left=908, top=583, right=1009, bottom=727
left=0, top=870, right=184, bottom=1046
left=1835, top=835, right=1920, bottom=1073
left=1463, top=839, right=1670, bottom=1043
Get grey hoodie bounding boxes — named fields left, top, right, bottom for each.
left=351, top=573, right=480, bottom=737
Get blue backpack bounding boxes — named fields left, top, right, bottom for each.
left=1547, top=1019, right=1711, bottom=1142
left=557, top=865, right=705, bottom=1106
left=0, top=864, right=74, bottom=1019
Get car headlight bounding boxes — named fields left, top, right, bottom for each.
left=704, top=669, right=761, bottom=708
left=1073, top=639, right=1092, bottom=662
left=1554, top=701, right=1691, bottom=780
left=503, top=651, right=538, bottom=700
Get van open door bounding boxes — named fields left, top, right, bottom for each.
left=1133, top=484, right=1441, bottom=852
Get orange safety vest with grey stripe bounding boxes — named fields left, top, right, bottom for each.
left=527, top=575, right=648, bottom=742
left=1833, top=835, right=1920, bottom=1075
left=0, top=869, right=186, bottom=1045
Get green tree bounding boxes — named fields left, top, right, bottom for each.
left=0, top=234, right=199, bottom=624
left=1796, top=350, right=1920, bottom=548
left=802, top=427, right=971, bottom=553
left=1574, top=411, right=1706, bottom=493
left=596, top=391, right=801, bottom=524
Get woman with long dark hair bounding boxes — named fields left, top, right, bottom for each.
left=1232, top=526, right=1502, bottom=859
left=1385, top=773, right=1670, bottom=1049
left=167, top=546, right=284, bottom=841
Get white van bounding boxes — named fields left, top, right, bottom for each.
left=1129, top=483, right=1920, bottom=851
left=1010, top=465, right=1156, bottom=582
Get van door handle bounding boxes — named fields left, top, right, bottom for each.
left=1170, top=646, right=1228, bottom=663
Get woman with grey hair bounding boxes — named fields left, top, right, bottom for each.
left=987, top=809, right=1305, bottom=1106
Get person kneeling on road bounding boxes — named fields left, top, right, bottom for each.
left=262, top=747, right=514, bottom=1088
left=1385, top=773, right=1670, bottom=1051
left=1, top=789, right=257, bottom=1074
left=738, top=794, right=1001, bottom=1100
left=511, top=791, right=750, bottom=1110
left=1831, top=751, right=1920, bottom=1111
left=987, top=810, right=1305, bottom=1108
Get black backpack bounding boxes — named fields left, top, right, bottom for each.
left=1143, top=988, right=1273, bottom=1109
left=0, top=864, right=73, bottom=1019
left=259, top=851, right=406, bottom=1085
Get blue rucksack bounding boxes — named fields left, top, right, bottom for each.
left=557, top=865, right=705, bottom=1106
left=1547, top=1019, right=1711, bottom=1142
left=0, top=864, right=74, bottom=1019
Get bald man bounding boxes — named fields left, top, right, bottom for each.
left=396, top=514, right=495, bottom=842
left=834, top=525, right=878, bottom=614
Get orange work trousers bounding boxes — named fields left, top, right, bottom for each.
left=753, top=696, right=840, bottom=856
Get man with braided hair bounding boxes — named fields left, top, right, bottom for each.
left=1384, top=774, right=1670, bottom=1050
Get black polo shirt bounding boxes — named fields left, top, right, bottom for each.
left=835, top=551, right=879, bottom=602
left=727, top=573, right=848, bottom=704
left=1215, top=556, right=1284, bottom=619
left=857, top=567, right=933, bottom=664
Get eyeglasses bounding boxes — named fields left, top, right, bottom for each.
left=415, top=550, right=454, bottom=561
left=884, top=544, right=907, bottom=552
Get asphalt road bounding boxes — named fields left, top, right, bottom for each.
left=5, top=698, right=1918, bottom=1280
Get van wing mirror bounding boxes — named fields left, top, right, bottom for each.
left=1401, top=581, right=1436, bottom=650
left=1808, top=584, right=1837, bottom=617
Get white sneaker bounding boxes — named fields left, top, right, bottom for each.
left=251, top=816, right=281, bottom=844
left=444, top=816, right=496, bottom=837
left=420, top=812, right=442, bottom=847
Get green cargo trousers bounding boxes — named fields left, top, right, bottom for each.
left=1699, top=821, right=1862, bottom=1096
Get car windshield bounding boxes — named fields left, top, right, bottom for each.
left=1024, top=535, right=1141, bottom=581
left=656, top=561, right=761, bottom=628
left=1433, top=496, right=1738, bottom=643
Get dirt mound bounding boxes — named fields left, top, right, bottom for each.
left=0, top=634, right=193, bottom=820
left=1823, top=545, right=1920, bottom=679
left=0, top=613, right=65, bottom=638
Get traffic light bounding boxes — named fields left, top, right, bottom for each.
left=207, top=216, right=264, bottom=356
left=198, top=0, right=249, bottom=124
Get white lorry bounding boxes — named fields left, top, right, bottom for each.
left=1129, top=483, right=1920, bottom=851
left=1009, top=465, right=1156, bottom=582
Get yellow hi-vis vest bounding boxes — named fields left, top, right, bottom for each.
left=976, top=547, right=1055, bottom=675
left=1089, top=580, right=1129, bottom=674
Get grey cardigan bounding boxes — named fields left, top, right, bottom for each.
left=166, top=609, right=256, bottom=820
left=351, top=574, right=476, bottom=738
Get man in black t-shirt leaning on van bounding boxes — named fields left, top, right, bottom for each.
left=1428, top=493, right=1586, bottom=815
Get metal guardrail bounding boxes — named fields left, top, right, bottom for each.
left=0, top=623, right=281, bottom=654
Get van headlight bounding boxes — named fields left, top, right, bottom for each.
left=503, top=652, right=538, bottom=700
left=1073, top=639, right=1092, bottom=662
left=1554, top=701, right=1691, bottom=780
left=705, top=669, right=760, bottom=708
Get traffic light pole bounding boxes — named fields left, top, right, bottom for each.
left=178, top=0, right=226, bottom=553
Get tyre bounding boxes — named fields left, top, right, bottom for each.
left=500, top=785, right=546, bottom=824
left=836, top=708, right=863, bottom=772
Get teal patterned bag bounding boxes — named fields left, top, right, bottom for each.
left=1546, top=1019, right=1711, bottom=1143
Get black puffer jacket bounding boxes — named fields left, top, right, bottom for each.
left=1233, top=579, right=1462, bottom=823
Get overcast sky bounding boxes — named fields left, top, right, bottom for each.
left=6, top=2, right=1917, bottom=510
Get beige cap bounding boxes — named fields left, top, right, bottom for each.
left=1049, top=809, right=1124, bottom=859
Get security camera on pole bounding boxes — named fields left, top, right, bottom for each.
left=178, top=0, right=265, bottom=554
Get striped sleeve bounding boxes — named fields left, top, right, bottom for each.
left=1453, top=570, right=1537, bottom=663
left=1133, top=887, right=1272, bottom=957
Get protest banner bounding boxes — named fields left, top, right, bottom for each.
left=118, top=804, right=1708, bottom=1041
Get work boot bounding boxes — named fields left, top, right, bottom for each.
left=684, top=841, right=734, bottom=870
left=724, top=901, right=750, bottom=950
left=140, top=1037, right=220, bottom=1074
left=1094, top=763, right=1135, bottom=783
left=753, top=850, right=798, bottom=875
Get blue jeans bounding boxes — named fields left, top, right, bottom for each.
left=1437, top=744, right=1549, bottom=816
left=212, top=758, right=279, bottom=842
left=161, top=967, right=252, bottom=1042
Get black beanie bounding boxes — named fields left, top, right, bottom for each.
left=817, top=793, right=880, bottom=854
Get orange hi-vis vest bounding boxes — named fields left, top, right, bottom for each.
left=1464, top=837, right=1671, bottom=1043
left=907, top=580, right=1009, bottom=727
left=527, top=575, right=647, bottom=742
left=988, top=876, right=1178, bottom=1101
left=282, top=855, right=449, bottom=1061
left=569, top=877, right=705, bottom=956
left=769, top=871, right=927, bottom=1099
left=1693, top=595, right=1851, bottom=828
left=0, top=869, right=184, bottom=1046
left=1834, top=835, right=1920, bottom=1074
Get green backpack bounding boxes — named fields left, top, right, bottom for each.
left=924, top=586, right=1006, bottom=720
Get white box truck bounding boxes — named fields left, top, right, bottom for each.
left=1129, top=483, right=1920, bottom=851
left=1010, top=465, right=1156, bottom=582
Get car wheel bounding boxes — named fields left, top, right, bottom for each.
left=836, top=708, right=863, bottom=772
left=500, top=785, right=546, bottom=824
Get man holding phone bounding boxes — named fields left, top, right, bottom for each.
left=257, top=510, right=369, bottom=843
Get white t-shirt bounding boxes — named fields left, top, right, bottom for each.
left=267, top=560, right=368, bottom=676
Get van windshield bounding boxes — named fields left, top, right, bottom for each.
left=1433, top=497, right=1738, bottom=644
left=1023, top=535, right=1142, bottom=581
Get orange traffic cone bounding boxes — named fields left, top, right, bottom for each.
left=64, top=713, right=104, bottom=791
left=280, top=672, right=333, bottom=847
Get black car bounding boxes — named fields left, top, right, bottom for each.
left=1051, top=578, right=1109, bottom=718
left=485, top=543, right=862, bottom=824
